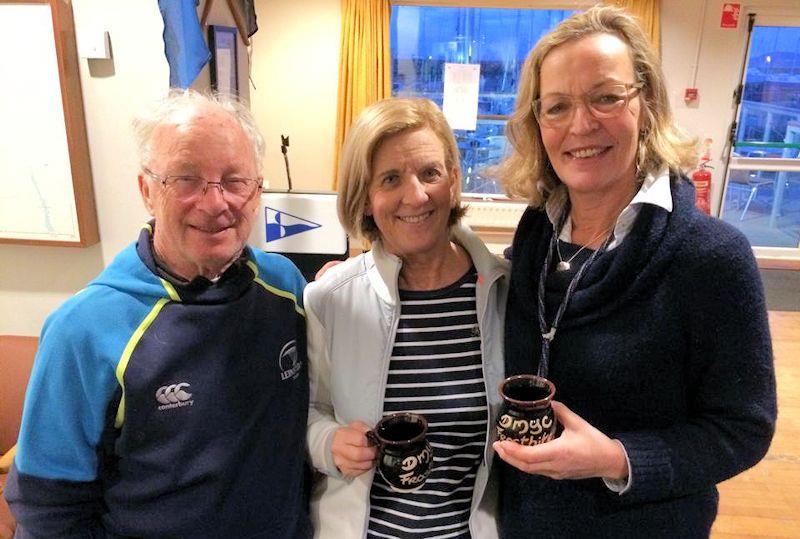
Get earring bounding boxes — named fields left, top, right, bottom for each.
left=635, top=129, right=648, bottom=182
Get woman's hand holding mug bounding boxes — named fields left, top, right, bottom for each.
left=331, top=421, right=378, bottom=478
left=494, top=401, right=629, bottom=482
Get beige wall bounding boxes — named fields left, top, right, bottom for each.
left=2, top=0, right=799, bottom=336
left=249, top=0, right=341, bottom=191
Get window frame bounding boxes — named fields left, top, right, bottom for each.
left=719, top=13, right=800, bottom=260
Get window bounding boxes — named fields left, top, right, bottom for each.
left=721, top=23, right=800, bottom=250
left=391, top=5, right=579, bottom=196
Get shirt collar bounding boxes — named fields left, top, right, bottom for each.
left=629, top=166, right=673, bottom=212
left=544, top=167, right=672, bottom=249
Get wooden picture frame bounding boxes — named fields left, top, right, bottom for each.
left=0, top=0, right=99, bottom=247
left=208, top=25, right=239, bottom=96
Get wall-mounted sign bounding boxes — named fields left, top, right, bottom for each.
left=721, top=3, right=740, bottom=29
left=443, top=63, right=480, bottom=131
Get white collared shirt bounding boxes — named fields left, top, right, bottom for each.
left=544, top=167, right=673, bottom=250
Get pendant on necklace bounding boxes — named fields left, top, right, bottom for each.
left=556, top=261, right=571, bottom=272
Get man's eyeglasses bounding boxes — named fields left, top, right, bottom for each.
left=142, top=167, right=262, bottom=203
left=533, top=82, right=644, bottom=128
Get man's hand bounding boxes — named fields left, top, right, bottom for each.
left=331, top=421, right=378, bottom=478
left=493, top=401, right=628, bottom=481
left=314, top=260, right=344, bottom=281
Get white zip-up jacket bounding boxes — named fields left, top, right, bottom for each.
left=304, top=223, right=509, bottom=539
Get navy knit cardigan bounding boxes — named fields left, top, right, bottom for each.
left=501, top=176, right=777, bottom=538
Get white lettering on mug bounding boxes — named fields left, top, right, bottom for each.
left=399, top=471, right=425, bottom=485
left=512, top=419, right=529, bottom=434
left=401, top=446, right=432, bottom=471
left=496, top=412, right=556, bottom=446
left=401, top=455, right=418, bottom=472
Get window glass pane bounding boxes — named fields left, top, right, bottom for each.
left=391, top=6, right=578, bottom=195
left=722, top=169, right=800, bottom=247
left=723, top=25, right=800, bottom=249
left=734, top=26, right=800, bottom=157
left=457, top=117, right=507, bottom=195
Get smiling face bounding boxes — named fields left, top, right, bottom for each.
left=366, top=127, right=458, bottom=263
left=138, top=104, right=260, bottom=279
left=538, top=32, right=643, bottom=201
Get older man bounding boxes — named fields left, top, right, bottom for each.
left=5, top=91, right=311, bottom=538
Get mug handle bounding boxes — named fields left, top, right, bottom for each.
left=365, top=430, right=380, bottom=448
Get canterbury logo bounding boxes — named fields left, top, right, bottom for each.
left=155, top=383, right=194, bottom=410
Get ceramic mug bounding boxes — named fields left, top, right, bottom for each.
left=366, top=412, right=434, bottom=492
left=496, top=374, right=558, bottom=446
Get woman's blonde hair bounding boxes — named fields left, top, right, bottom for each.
left=338, top=97, right=466, bottom=242
left=498, top=5, right=697, bottom=206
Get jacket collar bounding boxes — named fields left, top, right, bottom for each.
left=367, top=222, right=509, bottom=306
left=136, top=222, right=254, bottom=304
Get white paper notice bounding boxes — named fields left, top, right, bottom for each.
left=443, top=63, right=480, bottom=131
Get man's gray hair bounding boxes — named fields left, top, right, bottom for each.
left=132, top=89, right=266, bottom=172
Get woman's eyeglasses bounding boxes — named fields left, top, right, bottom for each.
left=533, top=82, right=644, bottom=128
left=142, top=167, right=262, bottom=203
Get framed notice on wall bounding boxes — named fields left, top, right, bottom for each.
left=0, top=0, right=99, bottom=246
left=208, top=25, right=238, bottom=95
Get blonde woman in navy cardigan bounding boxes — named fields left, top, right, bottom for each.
left=494, top=6, right=776, bottom=538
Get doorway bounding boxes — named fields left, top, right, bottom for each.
left=720, top=16, right=800, bottom=258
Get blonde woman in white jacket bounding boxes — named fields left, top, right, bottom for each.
left=304, top=98, right=508, bottom=539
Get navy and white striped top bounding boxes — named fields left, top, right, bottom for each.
left=367, top=268, right=487, bottom=539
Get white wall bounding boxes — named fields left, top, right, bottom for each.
left=662, top=0, right=800, bottom=214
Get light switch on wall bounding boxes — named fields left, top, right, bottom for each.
left=77, top=28, right=111, bottom=59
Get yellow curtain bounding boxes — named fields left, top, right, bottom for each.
left=606, top=0, right=660, bottom=56
left=332, top=0, right=392, bottom=188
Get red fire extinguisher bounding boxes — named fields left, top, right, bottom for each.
left=692, top=160, right=712, bottom=215
left=692, top=139, right=714, bottom=214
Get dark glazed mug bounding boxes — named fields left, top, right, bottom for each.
left=366, top=413, right=434, bottom=492
left=496, top=375, right=558, bottom=446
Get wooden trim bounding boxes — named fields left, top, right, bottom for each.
left=472, top=227, right=514, bottom=248
left=201, top=0, right=250, bottom=47
left=225, top=0, right=250, bottom=46
left=0, top=0, right=99, bottom=247
left=758, top=257, right=800, bottom=271
left=200, top=0, right=214, bottom=26
left=476, top=114, right=510, bottom=121
left=53, top=0, right=99, bottom=247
